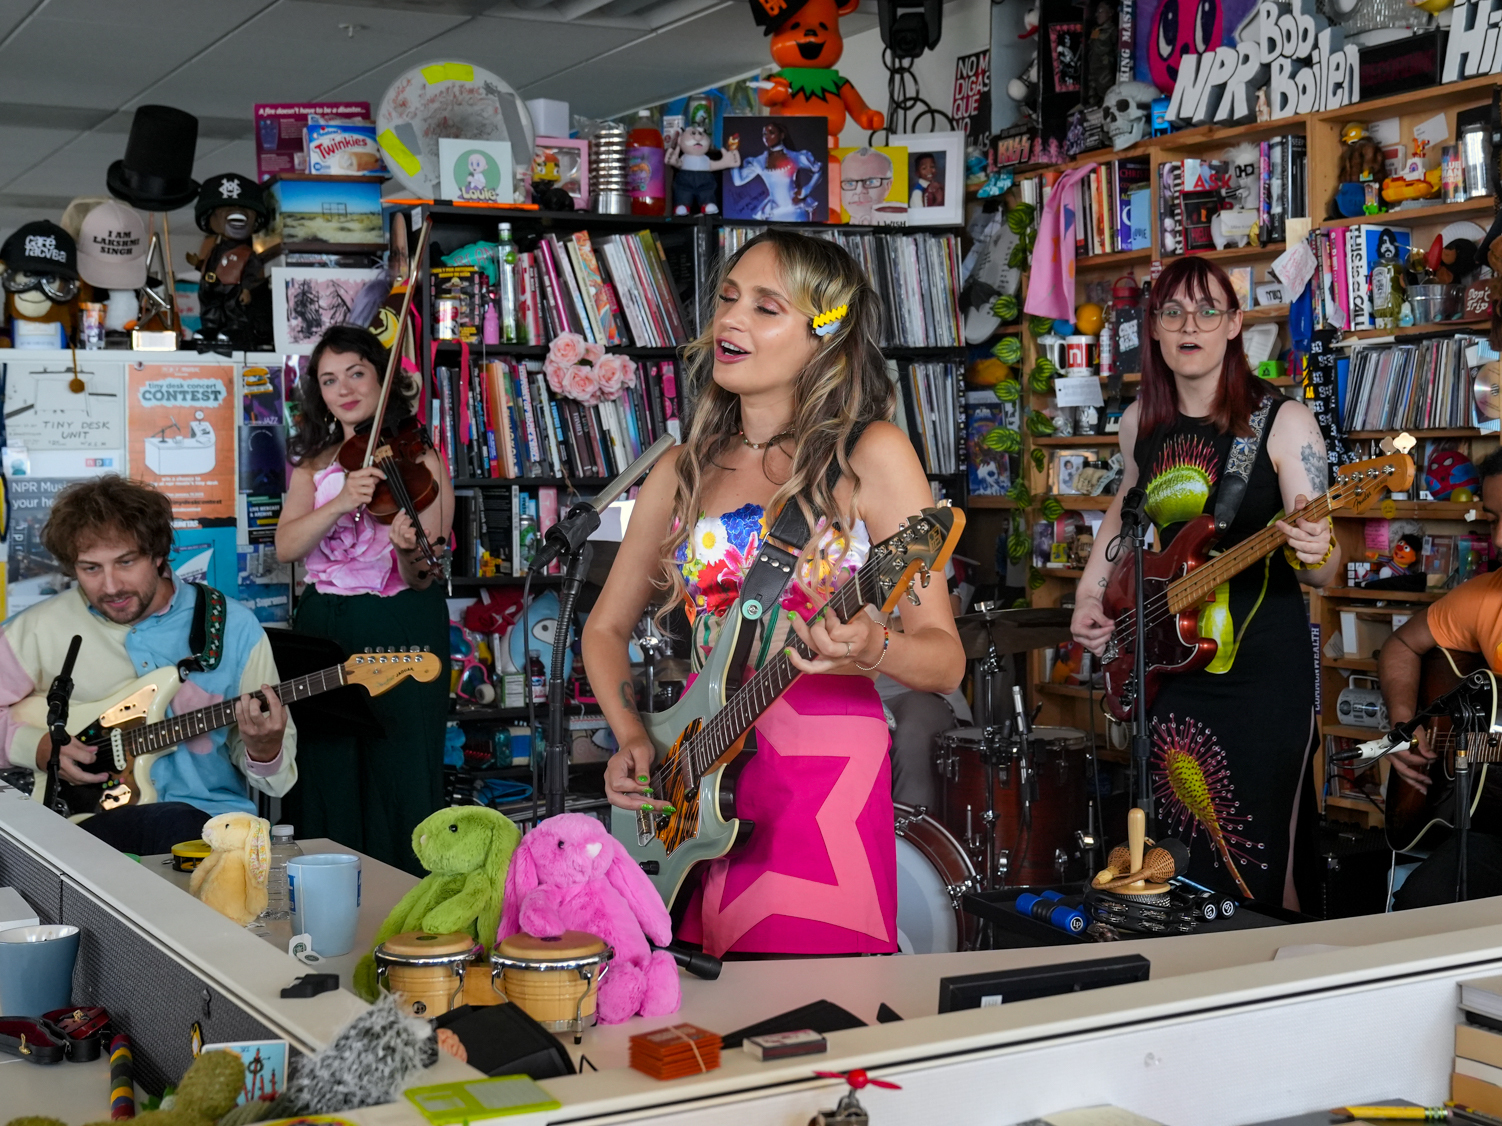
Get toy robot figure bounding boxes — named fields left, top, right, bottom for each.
left=666, top=125, right=740, bottom=215
left=186, top=172, right=271, bottom=350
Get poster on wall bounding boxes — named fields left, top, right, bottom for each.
left=952, top=50, right=991, bottom=145
left=237, top=545, right=291, bottom=624
left=1133, top=0, right=1258, bottom=94
left=2, top=359, right=125, bottom=477
left=832, top=146, right=908, bottom=225
left=128, top=363, right=238, bottom=529
left=721, top=116, right=829, bottom=223
left=170, top=526, right=238, bottom=592
left=7, top=477, right=78, bottom=614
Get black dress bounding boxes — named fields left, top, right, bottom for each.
left=1133, top=395, right=1317, bottom=906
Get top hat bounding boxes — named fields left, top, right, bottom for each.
left=107, top=105, right=201, bottom=212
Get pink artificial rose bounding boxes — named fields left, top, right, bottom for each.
left=563, top=364, right=599, bottom=403
left=583, top=341, right=605, bottom=365
left=544, top=357, right=568, bottom=394
left=620, top=356, right=637, bottom=388
left=549, top=332, right=586, bottom=366
left=595, top=354, right=625, bottom=399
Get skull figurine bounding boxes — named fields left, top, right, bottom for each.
left=1101, top=81, right=1158, bottom=151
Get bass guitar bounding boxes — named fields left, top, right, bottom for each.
left=26, top=649, right=441, bottom=815
left=1101, top=451, right=1414, bottom=722
left=1380, top=647, right=1496, bottom=853
left=611, top=505, right=964, bottom=910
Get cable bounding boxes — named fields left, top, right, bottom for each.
left=872, top=47, right=955, bottom=143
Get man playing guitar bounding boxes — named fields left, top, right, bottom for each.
left=3, top=476, right=295, bottom=854
left=1378, top=449, right=1502, bottom=907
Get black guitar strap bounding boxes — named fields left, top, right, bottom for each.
left=1211, top=393, right=1278, bottom=535
left=724, top=425, right=867, bottom=689
left=178, top=582, right=228, bottom=679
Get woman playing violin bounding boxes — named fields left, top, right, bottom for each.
left=276, top=324, right=455, bottom=874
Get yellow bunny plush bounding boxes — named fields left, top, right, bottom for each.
left=190, top=813, right=270, bottom=925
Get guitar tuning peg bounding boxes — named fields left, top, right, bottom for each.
left=364, top=647, right=372, bottom=654
left=907, top=587, right=921, bottom=606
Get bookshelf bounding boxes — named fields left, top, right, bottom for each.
left=974, top=76, right=1502, bottom=805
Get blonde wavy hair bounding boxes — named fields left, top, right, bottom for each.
left=657, top=229, right=895, bottom=618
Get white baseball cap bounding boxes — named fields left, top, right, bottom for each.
left=77, top=200, right=148, bottom=289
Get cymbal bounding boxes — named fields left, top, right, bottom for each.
left=955, top=606, right=1074, bottom=657
left=648, top=657, right=693, bottom=683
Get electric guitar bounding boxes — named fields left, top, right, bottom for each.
left=1101, top=451, right=1414, bottom=722
left=611, top=505, right=965, bottom=910
left=27, top=649, right=442, bottom=815
left=1378, top=648, right=1497, bottom=853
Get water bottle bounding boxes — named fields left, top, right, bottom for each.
left=261, top=824, right=303, bottom=922
left=495, top=223, right=520, bottom=343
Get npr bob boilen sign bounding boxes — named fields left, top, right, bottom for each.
left=1167, top=0, right=1359, bottom=128
left=1443, top=0, right=1502, bottom=81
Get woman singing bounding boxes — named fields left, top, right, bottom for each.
left=276, top=324, right=454, bottom=874
left=1071, top=257, right=1339, bottom=909
left=584, top=230, right=963, bottom=957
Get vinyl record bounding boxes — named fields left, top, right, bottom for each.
left=1475, top=359, right=1501, bottom=420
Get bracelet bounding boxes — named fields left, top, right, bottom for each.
left=1284, top=539, right=1335, bottom=571
left=856, top=625, right=890, bottom=671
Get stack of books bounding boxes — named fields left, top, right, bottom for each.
left=1340, top=335, right=1484, bottom=432
left=1454, top=977, right=1502, bottom=1116
left=1310, top=225, right=1411, bottom=331
left=894, top=360, right=963, bottom=475
left=1156, top=138, right=1304, bottom=257
left=1051, top=158, right=1149, bottom=257
left=452, top=484, right=560, bottom=578
left=628, top=1024, right=722, bottom=1080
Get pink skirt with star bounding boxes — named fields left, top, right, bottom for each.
left=676, top=673, right=897, bottom=957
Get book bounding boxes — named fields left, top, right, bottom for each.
left=1457, top=1054, right=1502, bottom=1087
left=1454, top=1070, right=1502, bottom=1119
left=1462, top=975, right=1502, bottom=1021
left=1116, top=160, right=1150, bottom=250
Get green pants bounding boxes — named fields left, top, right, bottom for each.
left=283, top=584, right=451, bottom=875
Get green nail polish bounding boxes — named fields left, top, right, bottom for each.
left=662, top=804, right=677, bottom=814
left=637, top=775, right=650, bottom=783
left=642, top=803, right=655, bottom=811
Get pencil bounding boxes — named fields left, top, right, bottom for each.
left=1330, top=1110, right=1447, bottom=1122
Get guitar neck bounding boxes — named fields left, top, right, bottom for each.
left=124, top=665, right=348, bottom=757
left=1166, top=490, right=1339, bottom=614
left=685, top=570, right=871, bottom=787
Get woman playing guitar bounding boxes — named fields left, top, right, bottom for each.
left=1378, top=449, right=1502, bottom=908
left=585, top=230, right=963, bottom=957
left=1071, top=256, right=1339, bottom=909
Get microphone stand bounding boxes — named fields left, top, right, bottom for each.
left=1117, top=488, right=1154, bottom=834
left=532, top=435, right=676, bottom=819
left=42, top=635, right=83, bottom=816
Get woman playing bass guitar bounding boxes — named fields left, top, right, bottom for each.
left=1070, top=256, right=1339, bottom=909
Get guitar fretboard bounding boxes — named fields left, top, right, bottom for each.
left=122, top=666, right=347, bottom=756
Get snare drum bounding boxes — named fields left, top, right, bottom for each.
left=894, top=803, right=978, bottom=954
left=937, top=724, right=1089, bottom=886
left=490, top=931, right=613, bottom=1037
left=375, top=931, right=483, bottom=1018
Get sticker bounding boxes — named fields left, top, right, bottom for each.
left=1380, top=498, right=1397, bottom=519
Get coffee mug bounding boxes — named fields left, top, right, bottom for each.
left=0, top=925, right=80, bottom=1016
left=287, top=854, right=361, bottom=956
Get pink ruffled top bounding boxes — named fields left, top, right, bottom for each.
left=303, top=464, right=406, bottom=597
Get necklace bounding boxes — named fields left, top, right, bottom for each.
left=739, top=430, right=790, bottom=451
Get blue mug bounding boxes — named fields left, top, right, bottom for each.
left=0, top=925, right=80, bottom=1016
left=287, top=854, right=361, bottom=956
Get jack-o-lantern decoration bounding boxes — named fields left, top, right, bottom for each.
left=749, top=0, right=884, bottom=142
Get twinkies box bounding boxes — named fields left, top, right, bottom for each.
left=305, top=123, right=387, bottom=177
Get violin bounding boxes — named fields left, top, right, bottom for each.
left=345, top=216, right=450, bottom=581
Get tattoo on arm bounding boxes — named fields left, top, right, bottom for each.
left=1098, top=579, right=1108, bottom=589
left=620, top=680, right=639, bottom=715
left=1299, top=439, right=1329, bottom=496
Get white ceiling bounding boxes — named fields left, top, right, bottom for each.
left=0, top=0, right=880, bottom=257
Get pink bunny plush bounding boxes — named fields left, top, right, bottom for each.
left=499, top=813, right=680, bottom=1023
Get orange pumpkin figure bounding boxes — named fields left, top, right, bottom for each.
left=750, top=0, right=884, bottom=143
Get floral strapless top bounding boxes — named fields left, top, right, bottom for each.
left=675, top=502, right=870, bottom=669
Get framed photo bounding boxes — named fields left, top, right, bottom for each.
left=438, top=138, right=513, bottom=203
left=520, top=137, right=589, bottom=210
left=889, top=131, right=965, bottom=227
left=721, top=115, right=829, bottom=224
left=832, top=145, right=908, bottom=225
left=1051, top=449, right=1092, bottom=495
left=270, top=266, right=385, bottom=355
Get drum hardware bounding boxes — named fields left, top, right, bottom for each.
left=1075, top=829, right=1099, bottom=880
left=1054, top=848, right=1069, bottom=882
left=489, top=931, right=614, bottom=1044
left=374, top=931, right=484, bottom=1019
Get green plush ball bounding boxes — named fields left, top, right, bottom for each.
left=175, top=1050, right=246, bottom=1121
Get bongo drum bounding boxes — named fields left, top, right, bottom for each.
left=490, top=931, right=613, bottom=1039
left=374, top=931, right=482, bottom=1018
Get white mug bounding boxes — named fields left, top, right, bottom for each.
left=287, top=853, right=361, bottom=956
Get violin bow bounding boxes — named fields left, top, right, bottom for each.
left=362, top=215, right=433, bottom=469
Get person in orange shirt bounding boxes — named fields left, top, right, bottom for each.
left=1379, top=448, right=1502, bottom=907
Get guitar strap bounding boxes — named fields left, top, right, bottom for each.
left=725, top=424, right=868, bottom=690
left=1211, top=394, right=1277, bottom=535
left=178, top=583, right=228, bottom=678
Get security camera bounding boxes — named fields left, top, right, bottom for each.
left=878, top=0, right=942, bottom=59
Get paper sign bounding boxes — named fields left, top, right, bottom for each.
left=1412, top=111, right=1450, bottom=146
left=1271, top=240, right=1316, bottom=295
left=1054, top=375, right=1105, bottom=408
left=1285, top=217, right=1312, bottom=246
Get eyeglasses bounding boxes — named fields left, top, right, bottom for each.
left=841, top=177, right=892, bottom=190
left=1156, top=304, right=1232, bottom=331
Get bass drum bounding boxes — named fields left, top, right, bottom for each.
left=894, top=803, right=978, bottom=954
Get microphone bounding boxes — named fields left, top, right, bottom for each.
left=1117, top=486, right=1147, bottom=530
left=529, top=434, right=676, bottom=575
left=42, top=634, right=83, bottom=815
left=652, top=942, right=722, bottom=980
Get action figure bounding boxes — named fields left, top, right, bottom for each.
left=666, top=125, right=739, bottom=215
left=186, top=172, right=271, bottom=350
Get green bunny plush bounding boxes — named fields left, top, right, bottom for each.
left=353, top=805, right=521, bottom=1001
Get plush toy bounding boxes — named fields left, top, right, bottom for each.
left=353, top=805, right=522, bottom=1001
left=55, top=1049, right=243, bottom=1126
left=499, top=812, right=679, bottom=1024
left=1426, top=449, right=1480, bottom=501
left=0, top=220, right=81, bottom=349
left=749, top=0, right=883, bottom=143
left=667, top=125, right=740, bottom=216
left=189, top=812, right=269, bottom=926
left=186, top=173, right=272, bottom=350
left=286, top=994, right=435, bottom=1113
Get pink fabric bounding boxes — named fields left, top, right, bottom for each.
left=676, top=674, right=896, bottom=957
left=0, top=634, right=37, bottom=769
left=172, top=681, right=223, bottom=755
left=1024, top=163, right=1098, bottom=321
left=302, top=465, right=404, bottom=597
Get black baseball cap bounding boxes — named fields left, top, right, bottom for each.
left=0, top=220, right=78, bottom=280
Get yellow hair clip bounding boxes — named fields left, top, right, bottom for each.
left=811, top=304, right=848, bottom=337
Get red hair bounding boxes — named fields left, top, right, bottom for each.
left=1136, top=256, right=1263, bottom=439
